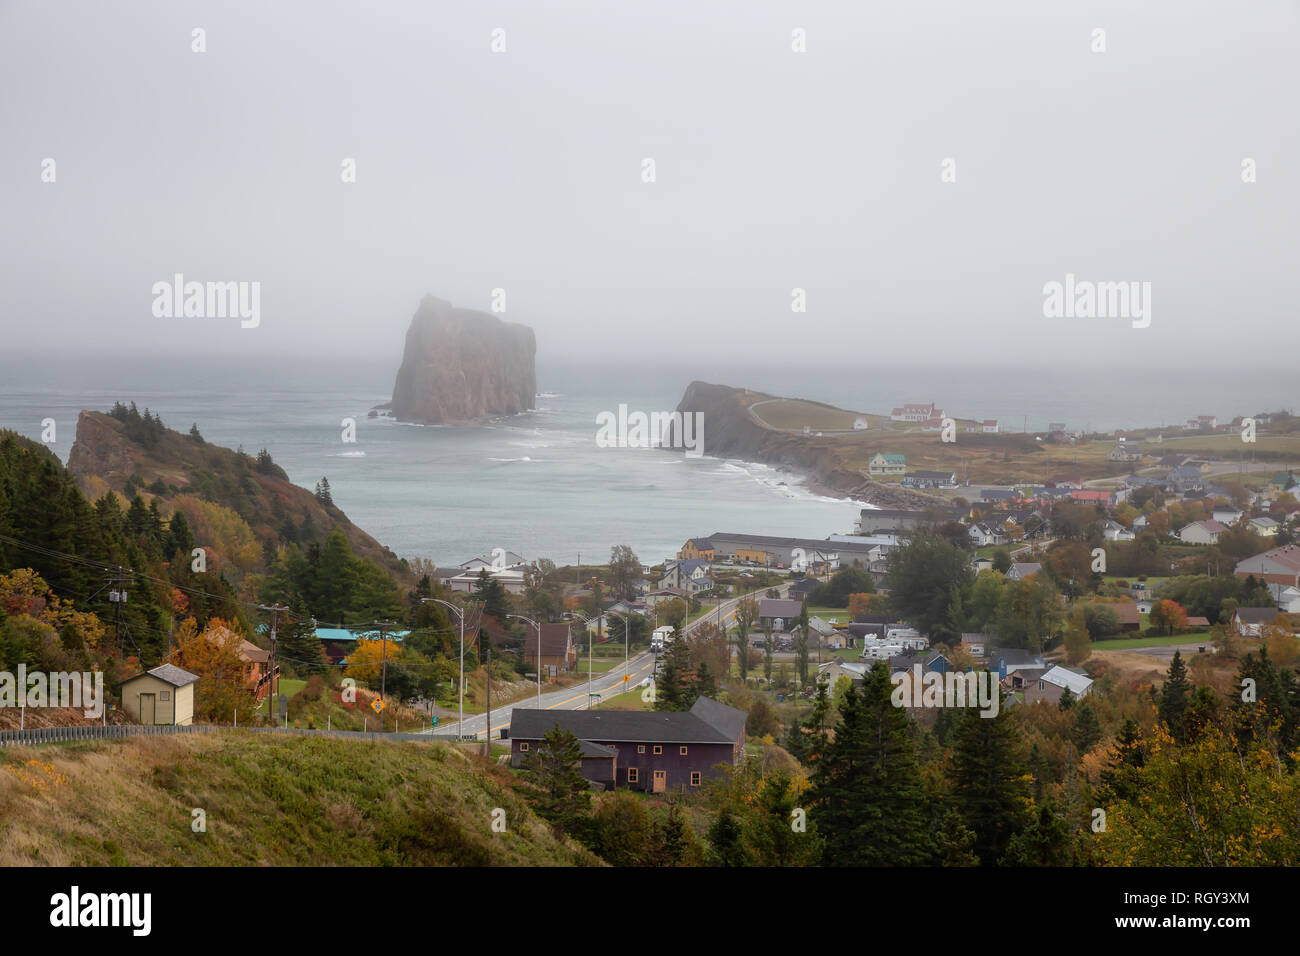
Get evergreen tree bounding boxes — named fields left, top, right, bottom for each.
left=1000, top=799, right=1077, bottom=866
left=276, top=594, right=326, bottom=676
left=1071, top=700, right=1103, bottom=754
left=188, top=423, right=204, bottom=443
left=705, top=807, right=750, bottom=866
left=524, top=725, right=592, bottom=835
left=951, top=702, right=1031, bottom=865
left=474, top=567, right=511, bottom=623
left=807, top=663, right=928, bottom=865
left=733, top=621, right=750, bottom=681
left=748, top=771, right=822, bottom=866
left=1228, top=647, right=1298, bottom=755
left=314, top=477, right=333, bottom=507
left=933, top=808, right=981, bottom=866
left=695, top=660, right=717, bottom=702
left=1158, top=650, right=1192, bottom=743
left=1098, top=718, right=1146, bottom=804
left=795, top=602, right=810, bottom=688
left=763, top=620, right=774, bottom=681
left=654, top=634, right=694, bottom=711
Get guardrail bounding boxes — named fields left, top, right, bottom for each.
left=0, top=723, right=443, bottom=746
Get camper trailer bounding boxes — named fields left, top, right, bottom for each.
left=650, top=625, right=675, bottom=653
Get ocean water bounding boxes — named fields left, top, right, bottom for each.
left=0, top=353, right=1290, bottom=565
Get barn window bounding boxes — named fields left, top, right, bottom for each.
left=160, top=691, right=170, bottom=701
left=627, top=768, right=639, bottom=783
left=653, top=745, right=662, bottom=755
left=519, top=742, right=530, bottom=751
left=680, top=746, right=688, bottom=755
left=691, top=772, right=701, bottom=786
left=637, top=745, right=645, bottom=754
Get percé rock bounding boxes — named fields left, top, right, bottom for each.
left=390, top=295, right=536, bottom=425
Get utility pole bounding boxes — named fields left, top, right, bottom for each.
left=106, top=567, right=130, bottom=656
left=259, top=604, right=289, bottom=724
left=375, top=619, right=396, bottom=700
left=484, top=617, right=492, bottom=747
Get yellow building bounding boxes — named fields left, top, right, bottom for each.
left=735, top=547, right=775, bottom=566
left=119, top=664, right=199, bottom=726
left=679, top=538, right=715, bottom=561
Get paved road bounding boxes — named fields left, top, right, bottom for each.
left=424, top=651, right=657, bottom=741
left=426, top=582, right=788, bottom=741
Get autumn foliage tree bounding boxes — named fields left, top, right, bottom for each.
left=1149, top=599, right=1189, bottom=636
left=344, top=636, right=401, bottom=689
left=168, top=617, right=258, bottom=722
left=0, top=568, right=106, bottom=651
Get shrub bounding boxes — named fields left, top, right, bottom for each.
left=301, top=674, right=325, bottom=701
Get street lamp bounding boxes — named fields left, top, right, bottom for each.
left=603, top=609, right=632, bottom=688
left=507, top=613, right=543, bottom=711
left=420, top=597, right=477, bottom=741
left=582, top=609, right=631, bottom=708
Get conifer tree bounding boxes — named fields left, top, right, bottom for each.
left=1071, top=700, right=1102, bottom=754
left=951, top=701, right=1030, bottom=865
left=795, top=601, right=810, bottom=688
left=524, top=725, right=592, bottom=835
left=705, top=807, right=750, bottom=867
left=808, top=663, right=928, bottom=865
left=1158, top=650, right=1191, bottom=743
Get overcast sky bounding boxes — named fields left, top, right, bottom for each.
left=2, top=0, right=1296, bottom=369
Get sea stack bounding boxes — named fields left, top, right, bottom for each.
left=390, top=295, right=537, bottom=425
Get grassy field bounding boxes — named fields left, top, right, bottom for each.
left=1091, top=634, right=1213, bottom=651
left=804, top=605, right=851, bottom=624
left=749, top=398, right=877, bottom=432
left=575, top=657, right=622, bottom=674
left=0, top=732, right=597, bottom=866
left=728, top=386, right=1300, bottom=488
left=599, top=687, right=655, bottom=711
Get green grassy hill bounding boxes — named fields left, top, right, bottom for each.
left=0, top=732, right=598, bottom=866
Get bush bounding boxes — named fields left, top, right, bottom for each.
left=301, top=674, right=325, bottom=701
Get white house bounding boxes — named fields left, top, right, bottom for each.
left=981, top=420, right=999, bottom=433
left=868, top=453, right=906, bottom=475
left=1007, top=562, right=1042, bottom=581
left=1269, top=584, right=1300, bottom=613
left=1212, top=505, right=1243, bottom=525
left=1102, top=520, right=1135, bottom=542
left=459, top=551, right=525, bottom=572
left=1178, top=520, right=1228, bottom=545
left=659, top=559, right=712, bottom=591
left=1249, top=516, right=1280, bottom=537
left=447, top=565, right=528, bottom=595
left=968, top=523, right=1004, bottom=547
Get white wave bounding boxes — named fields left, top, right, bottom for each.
left=334, top=450, right=367, bottom=457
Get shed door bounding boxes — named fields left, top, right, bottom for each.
left=652, top=770, right=666, bottom=793
left=140, top=693, right=156, bottom=725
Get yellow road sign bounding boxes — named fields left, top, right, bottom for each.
left=371, top=698, right=386, bottom=713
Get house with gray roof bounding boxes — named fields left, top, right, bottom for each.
left=508, top=697, right=747, bottom=793
left=1024, top=665, right=1093, bottom=705
left=119, top=664, right=200, bottom=726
